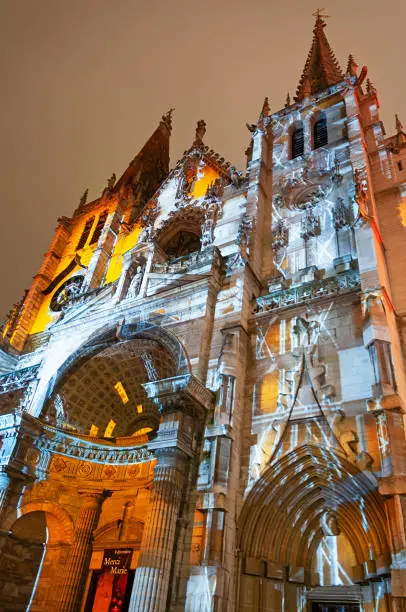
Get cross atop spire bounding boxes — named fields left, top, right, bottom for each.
left=295, top=11, right=343, bottom=102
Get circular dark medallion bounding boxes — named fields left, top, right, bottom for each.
left=50, top=275, right=84, bottom=312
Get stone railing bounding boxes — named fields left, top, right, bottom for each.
left=151, top=246, right=222, bottom=276
left=256, top=269, right=360, bottom=313
left=144, top=374, right=214, bottom=413
left=61, top=281, right=117, bottom=312
left=0, top=364, right=40, bottom=394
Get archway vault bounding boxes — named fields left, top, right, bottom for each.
left=238, top=444, right=390, bottom=571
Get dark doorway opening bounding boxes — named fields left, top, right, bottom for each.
left=311, top=604, right=360, bottom=612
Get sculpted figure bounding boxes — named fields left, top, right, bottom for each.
left=127, top=265, right=144, bottom=299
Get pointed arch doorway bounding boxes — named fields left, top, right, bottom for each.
left=237, top=445, right=391, bottom=611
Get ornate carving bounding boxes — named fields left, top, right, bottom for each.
left=50, top=275, right=85, bottom=312
left=175, top=156, right=200, bottom=205
left=272, top=219, right=288, bottom=252
left=353, top=167, right=369, bottom=216
left=333, top=197, right=352, bottom=230
left=256, top=268, right=360, bottom=312
left=237, top=213, right=253, bottom=262
left=0, top=364, right=40, bottom=395
left=300, top=209, right=321, bottom=241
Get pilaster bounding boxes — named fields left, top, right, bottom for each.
left=57, top=490, right=107, bottom=612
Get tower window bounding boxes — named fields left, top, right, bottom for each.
left=313, top=113, right=328, bottom=149
left=90, top=211, right=108, bottom=245
left=291, top=122, right=304, bottom=159
left=398, top=160, right=403, bottom=171
left=76, top=217, right=94, bottom=250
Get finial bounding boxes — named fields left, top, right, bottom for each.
left=285, top=92, right=291, bottom=108
left=366, top=78, right=376, bottom=94
left=346, top=54, right=358, bottom=77
left=312, top=8, right=330, bottom=23
left=79, top=188, right=88, bottom=208
left=194, top=120, right=206, bottom=145
left=261, top=97, right=270, bottom=117
left=396, top=114, right=404, bottom=134
left=161, top=108, right=175, bottom=131
left=106, top=173, right=116, bottom=191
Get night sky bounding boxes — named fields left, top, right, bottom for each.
left=1, top=0, right=405, bottom=320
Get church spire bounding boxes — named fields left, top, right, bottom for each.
left=295, top=11, right=344, bottom=102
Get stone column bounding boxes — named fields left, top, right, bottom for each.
left=128, top=448, right=187, bottom=612
left=0, top=472, right=12, bottom=520
left=57, top=490, right=106, bottom=612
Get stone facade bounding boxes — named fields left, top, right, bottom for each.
left=0, top=15, right=405, bottom=612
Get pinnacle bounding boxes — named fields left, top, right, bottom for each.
left=295, top=14, right=343, bottom=101
left=261, top=97, right=270, bottom=117
left=194, top=120, right=207, bottom=145
left=396, top=114, right=404, bottom=134
left=346, top=54, right=358, bottom=77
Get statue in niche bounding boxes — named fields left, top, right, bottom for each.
left=354, top=167, right=369, bottom=215
left=236, top=213, right=253, bottom=262
left=229, top=166, right=244, bottom=188
left=127, top=265, right=144, bottom=299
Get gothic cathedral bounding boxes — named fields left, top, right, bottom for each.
left=0, top=15, right=405, bottom=612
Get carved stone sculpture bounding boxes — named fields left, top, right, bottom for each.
left=127, top=266, right=144, bottom=299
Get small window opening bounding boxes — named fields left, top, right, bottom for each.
left=90, top=211, right=108, bottom=245
left=313, top=112, right=328, bottom=149
left=76, top=217, right=94, bottom=250
left=291, top=122, right=304, bottom=159
left=397, top=160, right=403, bottom=172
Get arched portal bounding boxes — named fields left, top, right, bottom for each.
left=0, top=507, right=72, bottom=612
left=42, top=333, right=182, bottom=437
left=238, top=445, right=391, bottom=611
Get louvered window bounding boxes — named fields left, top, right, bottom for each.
left=291, top=123, right=304, bottom=158
left=90, top=211, right=108, bottom=245
left=314, top=113, right=328, bottom=149
left=76, top=217, right=94, bottom=250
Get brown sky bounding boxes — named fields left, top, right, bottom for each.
left=0, top=0, right=405, bottom=321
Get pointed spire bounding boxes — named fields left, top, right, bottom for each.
left=395, top=114, right=403, bottom=134
left=79, top=188, right=88, bottom=208
left=261, top=96, right=270, bottom=118
left=160, top=108, right=175, bottom=133
left=295, top=13, right=343, bottom=101
left=346, top=54, right=358, bottom=77
left=366, top=78, right=376, bottom=94
left=285, top=92, right=291, bottom=108
left=194, top=120, right=206, bottom=145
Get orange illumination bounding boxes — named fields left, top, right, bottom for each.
left=191, top=166, right=220, bottom=199
left=104, top=419, right=116, bottom=438
left=104, top=224, right=142, bottom=285
left=399, top=200, right=406, bottom=227
left=114, top=381, right=129, bottom=404
left=136, top=404, right=143, bottom=414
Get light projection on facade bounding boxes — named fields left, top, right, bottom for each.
left=0, top=13, right=405, bottom=612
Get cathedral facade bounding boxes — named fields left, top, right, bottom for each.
left=0, top=15, right=405, bottom=612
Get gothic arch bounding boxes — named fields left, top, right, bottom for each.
left=238, top=444, right=390, bottom=570
left=154, top=205, right=204, bottom=257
